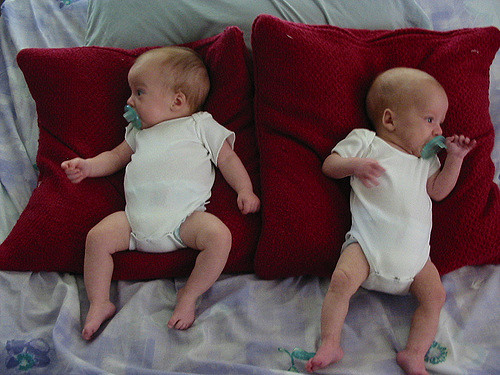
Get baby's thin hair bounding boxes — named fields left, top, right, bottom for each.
left=365, top=67, right=443, bottom=129
left=136, top=46, right=210, bottom=112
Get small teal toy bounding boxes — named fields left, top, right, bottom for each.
left=123, top=105, right=142, bottom=129
left=421, top=135, right=446, bottom=159
left=278, top=348, right=315, bottom=372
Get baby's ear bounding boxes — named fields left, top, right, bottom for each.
left=382, top=108, right=396, bottom=131
left=171, top=92, right=187, bottom=111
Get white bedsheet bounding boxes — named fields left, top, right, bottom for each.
left=0, top=266, right=499, bottom=374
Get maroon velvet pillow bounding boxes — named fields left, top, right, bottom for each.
left=0, top=27, right=260, bottom=280
left=252, top=15, right=500, bottom=279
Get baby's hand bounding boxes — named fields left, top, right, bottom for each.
left=353, top=158, right=386, bottom=188
left=61, top=158, right=91, bottom=184
left=446, top=135, right=477, bottom=159
left=237, top=191, right=261, bottom=215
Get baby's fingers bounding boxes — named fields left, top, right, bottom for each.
left=360, top=173, right=382, bottom=188
left=238, top=195, right=260, bottom=214
left=371, top=163, right=386, bottom=176
left=447, top=135, right=477, bottom=149
left=61, top=158, right=81, bottom=170
left=465, top=138, right=477, bottom=151
left=447, top=134, right=467, bottom=145
left=61, top=160, right=71, bottom=170
left=361, top=178, right=377, bottom=188
left=66, top=171, right=84, bottom=183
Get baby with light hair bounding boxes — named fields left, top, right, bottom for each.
left=62, top=46, right=260, bottom=339
left=307, top=67, right=476, bottom=375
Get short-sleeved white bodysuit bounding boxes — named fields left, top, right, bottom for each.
left=124, top=111, right=235, bottom=253
left=333, top=129, right=441, bottom=294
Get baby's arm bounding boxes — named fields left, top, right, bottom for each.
left=61, top=140, right=133, bottom=184
left=426, top=135, right=477, bottom=201
left=322, top=152, right=385, bottom=188
left=217, top=141, right=260, bottom=214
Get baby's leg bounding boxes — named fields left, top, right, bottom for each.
left=306, top=243, right=369, bottom=373
left=82, top=211, right=131, bottom=340
left=168, top=211, right=231, bottom=330
left=397, top=260, right=445, bottom=375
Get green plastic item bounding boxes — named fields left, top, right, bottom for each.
left=421, top=135, right=446, bottom=159
left=123, top=105, right=142, bottom=129
left=278, top=347, right=315, bottom=372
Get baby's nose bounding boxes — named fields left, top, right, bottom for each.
left=434, top=124, right=443, bottom=136
left=126, top=97, right=133, bottom=106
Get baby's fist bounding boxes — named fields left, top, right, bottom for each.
left=61, top=158, right=89, bottom=184
left=237, top=192, right=261, bottom=215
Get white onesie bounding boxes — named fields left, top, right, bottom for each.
left=333, top=129, right=441, bottom=295
left=124, top=111, right=235, bottom=253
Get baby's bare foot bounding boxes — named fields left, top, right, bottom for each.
left=305, top=344, right=343, bottom=373
left=167, top=289, right=197, bottom=330
left=82, top=301, right=116, bottom=340
left=397, top=350, right=429, bottom=375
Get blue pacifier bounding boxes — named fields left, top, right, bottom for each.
left=123, top=105, right=142, bottom=129
left=421, top=136, right=446, bottom=159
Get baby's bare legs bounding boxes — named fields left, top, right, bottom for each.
left=397, top=260, right=445, bottom=375
left=82, top=211, right=131, bottom=340
left=168, top=211, right=231, bottom=330
left=306, top=243, right=369, bottom=373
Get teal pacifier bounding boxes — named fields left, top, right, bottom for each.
left=123, top=105, right=142, bottom=129
left=278, top=348, right=316, bottom=372
left=421, top=136, right=446, bottom=159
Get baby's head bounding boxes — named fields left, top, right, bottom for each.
left=127, top=46, right=210, bottom=128
left=365, top=67, right=448, bottom=157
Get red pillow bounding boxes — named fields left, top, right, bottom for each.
left=0, top=27, right=260, bottom=280
left=252, top=15, right=500, bottom=279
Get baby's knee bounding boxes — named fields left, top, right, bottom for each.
left=86, top=225, right=106, bottom=248
left=85, top=224, right=117, bottom=253
left=207, top=221, right=232, bottom=249
left=328, top=269, right=356, bottom=297
left=193, top=218, right=232, bottom=255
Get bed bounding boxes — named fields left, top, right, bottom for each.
left=0, top=0, right=499, bottom=374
